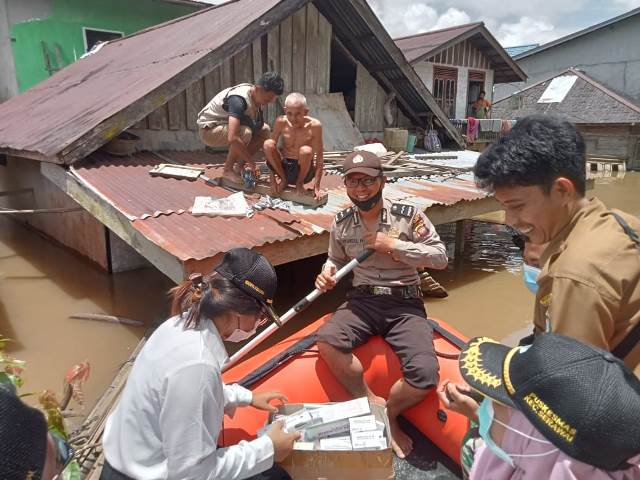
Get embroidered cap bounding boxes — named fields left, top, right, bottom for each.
left=459, top=334, right=640, bottom=471
left=215, top=248, right=279, bottom=325
left=342, top=151, right=382, bottom=177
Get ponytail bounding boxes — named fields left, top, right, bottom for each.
left=168, top=272, right=260, bottom=329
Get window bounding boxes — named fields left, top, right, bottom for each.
left=433, top=67, right=457, bottom=118
left=83, top=28, right=124, bottom=52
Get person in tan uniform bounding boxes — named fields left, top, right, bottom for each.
left=263, top=93, right=324, bottom=199
left=474, top=115, right=640, bottom=376
left=197, top=72, right=284, bottom=184
left=314, top=151, right=448, bottom=458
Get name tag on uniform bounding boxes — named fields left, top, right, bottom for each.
left=387, top=227, right=400, bottom=239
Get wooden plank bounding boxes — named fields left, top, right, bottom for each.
left=279, top=16, right=293, bottom=96
left=307, top=92, right=364, bottom=150
left=304, top=3, right=319, bottom=93
left=354, top=63, right=385, bottom=134
left=316, top=12, right=332, bottom=94
left=203, top=66, right=221, bottom=102
left=291, top=7, right=306, bottom=92
left=185, top=79, right=205, bottom=131
left=233, top=45, right=253, bottom=84
left=252, top=38, right=263, bottom=82
left=147, top=103, right=168, bottom=130
left=167, top=91, right=186, bottom=131
left=220, top=57, right=234, bottom=89
left=217, top=176, right=328, bottom=207
left=266, top=26, right=280, bottom=125
left=426, top=196, right=500, bottom=226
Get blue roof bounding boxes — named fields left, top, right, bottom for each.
left=504, top=44, right=539, bottom=57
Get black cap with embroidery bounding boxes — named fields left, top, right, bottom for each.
left=215, top=248, right=279, bottom=324
left=0, top=384, right=48, bottom=480
left=342, top=151, right=382, bottom=177
left=459, top=334, right=640, bottom=471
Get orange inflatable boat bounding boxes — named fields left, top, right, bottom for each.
left=221, top=314, right=469, bottom=463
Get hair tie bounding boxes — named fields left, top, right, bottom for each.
left=189, top=273, right=204, bottom=291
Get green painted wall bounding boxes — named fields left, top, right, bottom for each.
left=10, top=0, right=200, bottom=92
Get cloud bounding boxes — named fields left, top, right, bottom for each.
left=496, top=16, right=559, bottom=46
left=432, top=8, right=472, bottom=30
left=611, top=0, right=640, bottom=8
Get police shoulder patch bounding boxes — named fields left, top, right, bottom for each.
left=336, top=207, right=355, bottom=224
left=390, top=203, right=415, bottom=219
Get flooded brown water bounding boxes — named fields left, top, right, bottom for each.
left=1, top=172, right=638, bottom=411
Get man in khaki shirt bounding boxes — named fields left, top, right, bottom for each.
left=314, top=151, right=448, bottom=458
left=197, top=72, right=283, bottom=184
left=474, top=115, right=640, bottom=376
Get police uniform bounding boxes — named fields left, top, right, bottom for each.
left=317, top=198, right=448, bottom=389
left=534, top=198, right=640, bottom=376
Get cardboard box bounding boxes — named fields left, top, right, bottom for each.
left=272, top=401, right=394, bottom=480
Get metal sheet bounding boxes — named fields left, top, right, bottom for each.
left=71, top=150, right=488, bottom=265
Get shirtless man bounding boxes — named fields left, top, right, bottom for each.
left=263, top=93, right=323, bottom=198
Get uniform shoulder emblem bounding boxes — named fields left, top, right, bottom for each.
left=336, top=207, right=355, bottom=224
left=390, top=203, right=415, bottom=219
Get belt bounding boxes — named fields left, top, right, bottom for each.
left=355, top=285, right=422, bottom=299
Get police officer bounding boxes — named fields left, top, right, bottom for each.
left=314, top=151, right=448, bottom=459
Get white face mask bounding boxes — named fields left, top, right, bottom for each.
left=225, top=316, right=258, bottom=343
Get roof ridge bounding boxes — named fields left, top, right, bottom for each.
left=515, top=6, right=640, bottom=59
left=568, top=68, right=640, bottom=115
left=118, top=0, right=241, bottom=43
left=393, top=22, right=482, bottom=41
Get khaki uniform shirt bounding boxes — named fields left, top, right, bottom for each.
left=534, top=198, right=640, bottom=375
left=325, top=199, right=448, bottom=287
left=196, top=84, right=259, bottom=129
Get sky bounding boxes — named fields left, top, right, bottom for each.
left=201, top=0, right=640, bottom=48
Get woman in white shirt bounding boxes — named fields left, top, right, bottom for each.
left=101, top=248, right=300, bottom=480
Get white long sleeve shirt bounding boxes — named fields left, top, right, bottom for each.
left=103, top=316, right=274, bottom=479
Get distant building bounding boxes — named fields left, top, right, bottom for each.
left=504, top=44, right=539, bottom=58
left=495, top=8, right=640, bottom=103
left=493, top=68, right=640, bottom=170
left=395, top=22, right=526, bottom=119
left=0, top=0, right=206, bottom=102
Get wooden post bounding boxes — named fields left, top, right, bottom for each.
left=454, top=219, right=466, bottom=258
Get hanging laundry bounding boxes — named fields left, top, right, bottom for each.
left=467, top=117, right=479, bottom=143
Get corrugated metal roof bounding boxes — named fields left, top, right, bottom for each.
left=71, top=150, right=487, bottom=264
left=395, top=23, right=481, bottom=63
left=394, top=23, right=526, bottom=84
left=504, top=44, right=539, bottom=58
left=0, top=0, right=464, bottom=163
left=0, top=0, right=296, bottom=162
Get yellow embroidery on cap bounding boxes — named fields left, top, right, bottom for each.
left=244, top=280, right=265, bottom=296
left=502, top=347, right=520, bottom=395
left=523, top=392, right=576, bottom=442
left=460, top=337, right=502, bottom=389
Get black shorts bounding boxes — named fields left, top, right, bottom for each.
left=269, top=157, right=315, bottom=185
left=316, top=291, right=439, bottom=389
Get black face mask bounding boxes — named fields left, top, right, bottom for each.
left=348, top=188, right=383, bottom=211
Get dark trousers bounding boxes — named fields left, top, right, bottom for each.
left=101, top=460, right=291, bottom=480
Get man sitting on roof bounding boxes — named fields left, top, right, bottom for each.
left=263, top=93, right=324, bottom=199
left=197, top=72, right=284, bottom=184
left=314, top=151, right=448, bottom=459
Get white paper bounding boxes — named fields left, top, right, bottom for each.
left=314, top=397, right=370, bottom=425
left=351, top=430, right=387, bottom=450
left=319, top=436, right=353, bottom=451
left=191, top=191, right=249, bottom=217
left=281, top=409, right=316, bottom=432
left=537, top=75, right=578, bottom=103
left=349, top=415, right=377, bottom=434
left=304, top=418, right=351, bottom=441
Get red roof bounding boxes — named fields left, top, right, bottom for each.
left=395, top=23, right=481, bottom=63
left=69, top=150, right=487, bottom=277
